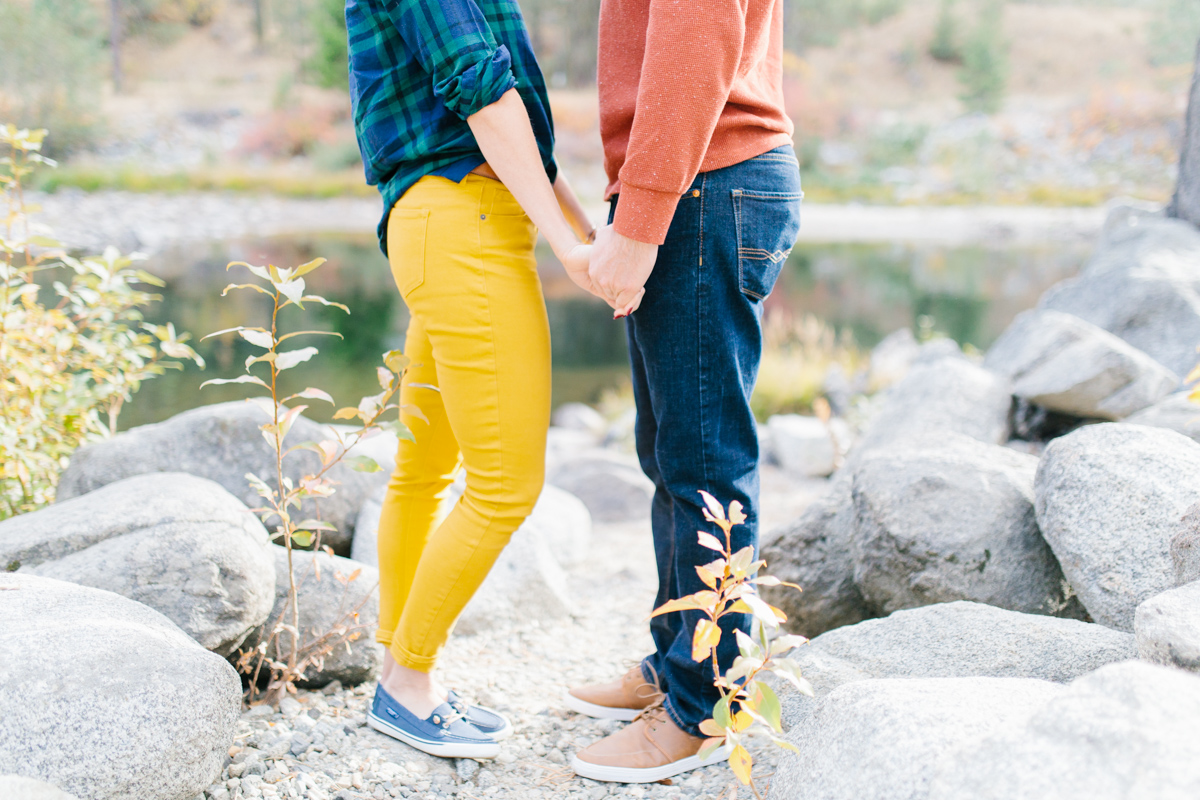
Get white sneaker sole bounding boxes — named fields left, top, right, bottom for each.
left=366, top=712, right=500, bottom=759
left=570, top=745, right=732, bottom=784
left=561, top=690, right=641, bottom=722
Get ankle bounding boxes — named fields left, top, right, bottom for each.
left=379, top=653, right=446, bottom=718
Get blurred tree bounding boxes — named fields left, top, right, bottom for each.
left=929, top=0, right=963, bottom=63
left=517, top=0, right=600, bottom=87
left=959, top=0, right=1008, bottom=114
left=307, top=0, right=348, bottom=88
left=1148, top=0, right=1200, bottom=66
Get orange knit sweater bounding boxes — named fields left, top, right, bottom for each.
left=598, top=0, right=795, bottom=245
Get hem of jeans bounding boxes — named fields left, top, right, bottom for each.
left=388, top=640, right=438, bottom=673
left=661, top=693, right=704, bottom=739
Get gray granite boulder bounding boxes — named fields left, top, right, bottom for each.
left=547, top=451, right=653, bottom=522
left=927, top=661, right=1200, bottom=800
left=0, top=574, right=240, bottom=800
left=1170, top=39, right=1200, bottom=228
left=1126, top=392, right=1200, bottom=443
left=984, top=309, right=1178, bottom=419
left=760, top=477, right=876, bottom=638
left=1136, top=581, right=1200, bottom=673
left=0, top=776, right=80, bottom=800
left=1040, top=210, right=1200, bottom=377
left=1174, top=502, right=1200, bottom=584
left=768, top=414, right=838, bottom=478
left=241, top=546, right=381, bottom=687
left=850, top=357, right=1012, bottom=462
left=0, top=473, right=274, bottom=656
left=57, top=401, right=388, bottom=553
left=779, top=601, right=1135, bottom=726
left=1035, top=424, right=1200, bottom=631
left=768, top=677, right=1063, bottom=800
left=851, top=436, right=1083, bottom=618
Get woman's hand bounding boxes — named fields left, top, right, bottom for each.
left=559, top=243, right=596, bottom=295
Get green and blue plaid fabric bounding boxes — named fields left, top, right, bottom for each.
left=347, top=0, right=558, bottom=253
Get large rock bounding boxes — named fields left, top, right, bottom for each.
left=927, top=661, right=1200, bottom=800
left=867, top=327, right=920, bottom=389
left=0, top=473, right=274, bottom=656
left=1170, top=39, right=1200, bottom=228
left=547, top=451, right=654, bottom=522
left=760, top=477, right=876, bottom=638
left=241, top=547, right=381, bottom=688
left=0, top=574, right=240, bottom=800
left=984, top=309, right=1178, bottom=419
left=352, top=483, right=592, bottom=570
left=850, top=357, right=1012, bottom=461
left=779, top=601, right=1135, bottom=725
left=1126, top=392, right=1200, bottom=443
left=456, top=521, right=574, bottom=635
left=1040, top=210, right=1200, bottom=377
left=768, top=677, right=1063, bottom=800
left=57, top=401, right=387, bottom=553
left=1136, top=581, right=1200, bottom=673
left=1174, top=502, right=1200, bottom=584
left=851, top=436, right=1083, bottom=618
left=1035, top=424, right=1200, bottom=631
left=0, top=776, right=80, bottom=800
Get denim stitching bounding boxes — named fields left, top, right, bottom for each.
left=732, top=189, right=744, bottom=298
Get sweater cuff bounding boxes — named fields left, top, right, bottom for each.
left=612, top=184, right=682, bottom=246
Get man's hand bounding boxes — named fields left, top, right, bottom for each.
left=590, top=225, right=657, bottom=317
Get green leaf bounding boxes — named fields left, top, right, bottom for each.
left=697, top=737, right=727, bottom=761
left=741, top=590, right=784, bottom=628
left=712, top=695, right=731, bottom=729
left=296, top=519, right=338, bottom=531
left=699, top=490, right=726, bottom=522
left=200, top=374, right=269, bottom=390
left=770, top=634, right=809, bottom=656
left=278, top=330, right=343, bottom=343
left=697, top=531, right=725, bottom=552
left=291, top=530, right=314, bottom=547
left=275, top=347, right=319, bottom=371
left=771, top=660, right=814, bottom=697
left=277, top=278, right=306, bottom=306
left=345, top=455, right=383, bottom=473
left=221, top=282, right=271, bottom=296
left=729, top=546, right=755, bottom=577
left=285, top=388, right=335, bottom=405
left=386, top=419, right=416, bottom=443
left=200, top=325, right=248, bottom=341
left=299, top=295, right=350, bottom=314
left=756, top=682, right=783, bottom=732
left=227, top=261, right=272, bottom=282
left=384, top=350, right=411, bottom=373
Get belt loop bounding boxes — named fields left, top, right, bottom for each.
left=479, top=175, right=496, bottom=216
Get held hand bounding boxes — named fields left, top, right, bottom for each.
left=559, top=243, right=599, bottom=296
left=589, top=225, right=657, bottom=317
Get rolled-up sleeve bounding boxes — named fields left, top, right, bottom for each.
left=387, top=0, right=517, bottom=119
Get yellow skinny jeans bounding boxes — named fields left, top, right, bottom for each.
left=376, top=174, right=550, bottom=672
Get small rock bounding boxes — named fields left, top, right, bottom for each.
left=927, top=661, right=1200, bottom=800
left=547, top=451, right=654, bottom=522
left=547, top=749, right=566, bottom=765
left=1035, top=423, right=1200, bottom=631
left=475, top=770, right=497, bottom=789
left=1136, top=580, right=1200, bottom=673
left=0, top=473, right=275, bottom=656
left=767, top=415, right=838, bottom=478
left=279, top=696, right=302, bottom=718
left=984, top=309, right=1178, bottom=420
left=551, top=404, right=607, bottom=437
left=454, top=760, right=479, bottom=781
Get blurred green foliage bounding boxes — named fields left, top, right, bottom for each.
left=930, top=0, right=964, bottom=62
left=1147, top=0, right=1200, bottom=66
left=0, top=0, right=104, bottom=157
left=307, top=0, right=350, bottom=89
left=959, top=1, right=1010, bottom=113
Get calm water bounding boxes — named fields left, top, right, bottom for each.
left=118, top=232, right=1091, bottom=430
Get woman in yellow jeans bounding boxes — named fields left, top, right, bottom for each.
left=348, top=0, right=631, bottom=759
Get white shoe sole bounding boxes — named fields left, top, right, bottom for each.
left=367, top=712, right=500, bottom=759
left=562, top=690, right=641, bottom=722
left=570, top=745, right=732, bottom=784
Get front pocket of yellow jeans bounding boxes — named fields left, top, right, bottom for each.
left=387, top=208, right=430, bottom=297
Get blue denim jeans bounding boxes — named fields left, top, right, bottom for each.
left=610, top=145, right=803, bottom=736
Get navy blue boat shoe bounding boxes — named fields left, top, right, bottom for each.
left=448, top=690, right=513, bottom=741
left=367, top=684, right=500, bottom=759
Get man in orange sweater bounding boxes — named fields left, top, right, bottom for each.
left=564, top=0, right=804, bottom=784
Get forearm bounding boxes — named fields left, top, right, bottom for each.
left=554, top=173, right=596, bottom=243
left=467, top=89, right=577, bottom=256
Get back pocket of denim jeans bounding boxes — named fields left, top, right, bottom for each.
left=387, top=208, right=430, bottom=297
left=732, top=189, right=803, bottom=301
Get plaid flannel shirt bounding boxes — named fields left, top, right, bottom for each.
left=347, top=0, right=558, bottom=253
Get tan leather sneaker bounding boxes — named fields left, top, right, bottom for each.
left=564, top=664, right=663, bottom=722
left=571, top=704, right=730, bottom=783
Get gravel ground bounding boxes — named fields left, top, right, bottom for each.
left=205, top=473, right=824, bottom=800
